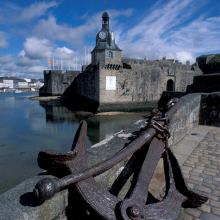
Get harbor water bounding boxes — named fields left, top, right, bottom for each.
left=0, top=92, right=149, bottom=194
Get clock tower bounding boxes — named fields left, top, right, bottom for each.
left=91, top=12, right=122, bottom=67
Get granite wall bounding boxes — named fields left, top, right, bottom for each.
left=98, top=60, right=198, bottom=105
left=75, top=70, right=99, bottom=102
left=39, top=70, right=79, bottom=96
left=40, top=58, right=201, bottom=112
left=168, top=94, right=201, bottom=147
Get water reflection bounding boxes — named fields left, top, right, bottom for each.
left=40, top=101, right=147, bottom=143
left=0, top=93, right=148, bottom=194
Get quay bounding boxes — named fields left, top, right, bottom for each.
left=176, top=126, right=220, bottom=220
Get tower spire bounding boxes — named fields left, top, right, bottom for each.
left=102, top=11, right=109, bottom=30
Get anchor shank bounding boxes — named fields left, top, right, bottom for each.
left=34, top=126, right=159, bottom=201
left=59, top=127, right=158, bottom=189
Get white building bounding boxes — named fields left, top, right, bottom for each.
left=3, top=80, right=14, bottom=89
left=17, top=81, right=28, bottom=88
left=0, top=83, right=5, bottom=88
left=24, top=78, right=31, bottom=83
left=35, top=81, right=44, bottom=88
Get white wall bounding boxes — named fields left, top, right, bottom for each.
left=2, top=80, right=14, bottom=89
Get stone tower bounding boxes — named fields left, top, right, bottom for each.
left=91, top=12, right=122, bottom=66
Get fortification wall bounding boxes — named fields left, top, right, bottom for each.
left=175, top=71, right=195, bottom=92
left=0, top=93, right=202, bottom=220
left=39, top=70, right=79, bottom=96
left=99, top=66, right=164, bottom=103
left=75, top=70, right=99, bottom=102
left=98, top=62, right=198, bottom=105
left=40, top=58, right=200, bottom=104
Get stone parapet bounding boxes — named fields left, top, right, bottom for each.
left=168, top=94, right=201, bottom=147
left=0, top=176, right=68, bottom=220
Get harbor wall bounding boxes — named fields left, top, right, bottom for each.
left=168, top=94, right=201, bottom=147
left=39, top=70, right=79, bottom=96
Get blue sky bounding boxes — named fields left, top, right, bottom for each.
left=0, top=0, right=219, bottom=78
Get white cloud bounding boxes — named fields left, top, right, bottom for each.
left=0, top=1, right=58, bottom=23
left=169, top=16, right=220, bottom=53
left=0, top=55, right=19, bottom=75
left=117, top=0, right=220, bottom=63
left=0, top=40, right=79, bottom=78
left=0, top=55, right=11, bottom=63
left=23, top=37, right=53, bottom=59
left=175, top=51, right=194, bottom=63
left=27, top=65, right=45, bottom=73
left=33, top=9, right=134, bottom=47
left=16, top=55, right=39, bottom=67
left=18, top=50, right=25, bottom=57
left=18, top=1, right=58, bottom=22
left=54, top=46, right=75, bottom=59
left=33, top=15, right=97, bottom=46
left=0, top=55, right=47, bottom=78
left=0, top=31, right=8, bottom=48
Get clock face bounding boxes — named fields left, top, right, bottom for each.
left=99, top=31, right=106, bottom=40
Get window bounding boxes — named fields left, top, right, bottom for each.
left=106, top=51, right=114, bottom=59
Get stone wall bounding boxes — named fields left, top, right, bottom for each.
left=175, top=70, right=195, bottom=92
left=40, top=58, right=201, bottom=110
left=39, top=70, right=79, bottom=96
left=200, top=92, right=220, bottom=126
left=98, top=61, right=198, bottom=105
left=99, top=66, right=165, bottom=103
left=92, top=49, right=122, bottom=66
left=168, top=94, right=201, bottom=147
left=75, top=70, right=99, bottom=102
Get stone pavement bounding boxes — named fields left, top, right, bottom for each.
left=174, top=125, right=220, bottom=220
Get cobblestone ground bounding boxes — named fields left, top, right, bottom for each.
left=177, top=129, right=220, bottom=220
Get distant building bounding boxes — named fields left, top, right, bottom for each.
left=0, top=76, right=44, bottom=92
left=17, top=81, right=28, bottom=88
left=3, top=80, right=14, bottom=89
left=24, top=78, right=31, bottom=83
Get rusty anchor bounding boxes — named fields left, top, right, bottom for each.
left=33, top=99, right=208, bottom=219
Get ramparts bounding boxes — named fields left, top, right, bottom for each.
left=39, top=70, right=79, bottom=96
left=40, top=57, right=201, bottom=112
